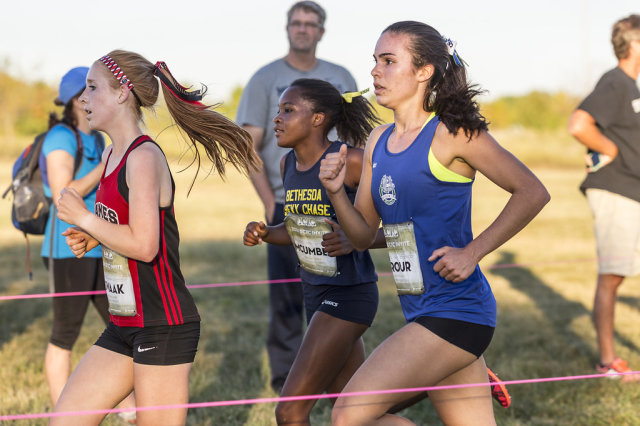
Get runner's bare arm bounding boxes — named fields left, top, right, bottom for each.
left=429, top=129, right=550, bottom=282
left=320, top=125, right=389, bottom=250
left=57, top=144, right=167, bottom=262
left=244, top=221, right=291, bottom=246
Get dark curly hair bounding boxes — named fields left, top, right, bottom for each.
left=383, top=21, right=488, bottom=139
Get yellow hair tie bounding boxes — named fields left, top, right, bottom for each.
left=341, top=88, right=369, bottom=103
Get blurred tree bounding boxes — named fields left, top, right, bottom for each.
left=0, top=66, right=582, bottom=154
left=223, top=85, right=244, bottom=121
left=481, top=91, right=580, bottom=130
left=0, top=70, right=57, bottom=139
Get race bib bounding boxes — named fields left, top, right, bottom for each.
left=102, top=247, right=137, bottom=316
left=284, top=214, right=337, bottom=277
left=383, top=221, right=425, bottom=295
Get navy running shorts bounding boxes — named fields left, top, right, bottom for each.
left=95, top=321, right=200, bottom=365
left=302, top=281, right=378, bottom=326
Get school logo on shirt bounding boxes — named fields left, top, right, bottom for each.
left=632, top=98, right=640, bottom=114
left=95, top=202, right=119, bottom=224
left=379, top=174, right=396, bottom=206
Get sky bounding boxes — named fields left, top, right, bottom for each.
left=0, top=0, right=637, bottom=102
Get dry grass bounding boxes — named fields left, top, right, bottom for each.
left=1, top=130, right=640, bottom=425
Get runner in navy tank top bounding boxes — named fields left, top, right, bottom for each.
left=320, top=22, right=549, bottom=425
left=55, top=50, right=260, bottom=425
left=244, top=78, right=384, bottom=424
left=281, top=142, right=378, bottom=286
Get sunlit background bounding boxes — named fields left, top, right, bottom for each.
left=1, top=0, right=637, bottom=101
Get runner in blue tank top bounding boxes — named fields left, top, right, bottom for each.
left=320, top=22, right=550, bottom=425
left=243, top=78, right=384, bottom=424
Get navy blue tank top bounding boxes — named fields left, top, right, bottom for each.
left=283, top=141, right=377, bottom=286
left=371, top=117, right=496, bottom=326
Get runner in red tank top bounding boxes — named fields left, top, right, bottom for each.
left=54, top=50, right=260, bottom=425
left=95, top=135, right=200, bottom=328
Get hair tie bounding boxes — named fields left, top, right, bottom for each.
left=153, top=61, right=206, bottom=106
left=341, top=88, right=369, bottom=103
left=442, top=37, right=463, bottom=67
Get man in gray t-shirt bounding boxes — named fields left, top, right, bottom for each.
left=235, top=1, right=356, bottom=392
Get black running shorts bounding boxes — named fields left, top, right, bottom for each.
left=95, top=321, right=200, bottom=365
left=414, top=316, right=494, bottom=358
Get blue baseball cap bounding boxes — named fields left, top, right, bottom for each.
left=55, top=66, right=89, bottom=106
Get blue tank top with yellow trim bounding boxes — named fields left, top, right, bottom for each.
left=283, top=141, right=377, bottom=286
left=371, top=115, right=496, bottom=326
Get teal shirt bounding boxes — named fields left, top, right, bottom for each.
left=40, top=124, right=103, bottom=259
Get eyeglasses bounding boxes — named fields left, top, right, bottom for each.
left=288, top=21, right=321, bottom=30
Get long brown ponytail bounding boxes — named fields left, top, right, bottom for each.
left=98, top=50, right=261, bottom=185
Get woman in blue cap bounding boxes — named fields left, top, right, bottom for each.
left=41, top=66, right=135, bottom=418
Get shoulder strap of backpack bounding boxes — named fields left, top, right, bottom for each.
left=66, top=124, right=84, bottom=177
left=25, top=132, right=48, bottom=178
left=93, top=131, right=106, bottom=156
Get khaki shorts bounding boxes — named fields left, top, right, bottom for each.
left=586, top=188, right=640, bottom=276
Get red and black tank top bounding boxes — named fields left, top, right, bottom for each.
left=95, top=135, right=200, bottom=327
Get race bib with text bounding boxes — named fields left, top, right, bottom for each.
left=383, top=221, right=425, bottom=295
left=285, top=214, right=337, bottom=277
left=102, top=247, right=137, bottom=316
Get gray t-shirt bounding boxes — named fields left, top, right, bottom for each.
left=236, top=58, right=357, bottom=203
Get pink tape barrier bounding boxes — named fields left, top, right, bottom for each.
left=1, top=371, right=639, bottom=421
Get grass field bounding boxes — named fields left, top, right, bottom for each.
left=1, top=130, right=640, bottom=425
